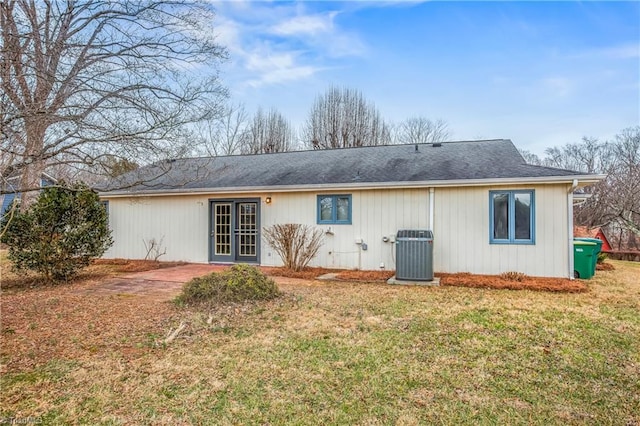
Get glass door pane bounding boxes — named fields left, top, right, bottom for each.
left=214, top=203, right=232, bottom=255
left=236, top=202, right=257, bottom=258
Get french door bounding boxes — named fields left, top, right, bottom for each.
left=210, top=199, right=260, bottom=263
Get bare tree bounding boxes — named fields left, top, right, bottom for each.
left=582, top=128, right=640, bottom=237
left=241, top=108, right=296, bottom=154
left=518, top=149, right=543, bottom=165
left=196, top=103, right=248, bottom=156
left=0, top=0, right=227, bottom=207
left=393, top=117, right=451, bottom=145
left=543, top=137, right=608, bottom=174
left=303, top=86, right=391, bottom=149
left=538, top=128, right=639, bottom=248
left=98, top=156, right=139, bottom=178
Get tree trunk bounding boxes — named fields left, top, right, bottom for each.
left=19, top=120, right=46, bottom=210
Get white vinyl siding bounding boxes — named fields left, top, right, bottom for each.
left=103, top=183, right=570, bottom=277
left=433, top=185, right=567, bottom=277
left=104, top=195, right=212, bottom=262
left=261, top=189, right=429, bottom=270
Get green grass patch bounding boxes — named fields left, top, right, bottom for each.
left=1, top=261, right=639, bottom=424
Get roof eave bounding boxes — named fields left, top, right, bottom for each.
left=99, top=174, right=606, bottom=198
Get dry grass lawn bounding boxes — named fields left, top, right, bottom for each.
left=1, top=256, right=638, bottom=425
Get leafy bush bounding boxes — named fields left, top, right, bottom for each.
left=597, top=252, right=608, bottom=264
left=263, top=224, right=323, bottom=271
left=176, top=264, right=280, bottom=305
left=0, top=183, right=113, bottom=281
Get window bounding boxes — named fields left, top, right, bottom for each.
left=317, top=195, right=352, bottom=224
left=489, top=190, right=534, bottom=244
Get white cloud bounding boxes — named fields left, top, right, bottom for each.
left=212, top=3, right=366, bottom=89
left=244, top=49, right=321, bottom=87
left=324, top=32, right=366, bottom=57
left=247, top=65, right=318, bottom=87
left=271, top=12, right=337, bottom=36
left=214, top=17, right=243, bottom=54
left=541, top=77, right=573, bottom=98
left=268, top=10, right=365, bottom=58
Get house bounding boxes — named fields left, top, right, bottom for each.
left=0, top=172, right=57, bottom=219
left=99, top=139, right=605, bottom=278
left=573, top=226, right=613, bottom=252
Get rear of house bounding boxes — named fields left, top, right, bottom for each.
left=100, top=140, right=604, bottom=278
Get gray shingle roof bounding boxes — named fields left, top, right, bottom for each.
left=102, top=139, right=590, bottom=194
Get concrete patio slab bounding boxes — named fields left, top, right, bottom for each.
left=120, top=264, right=228, bottom=282
left=78, top=264, right=230, bottom=299
left=77, top=264, right=314, bottom=300
left=317, top=272, right=340, bottom=281
left=387, top=276, right=440, bottom=286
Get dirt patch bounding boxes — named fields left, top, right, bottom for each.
left=1, top=278, right=177, bottom=372
left=262, top=267, right=394, bottom=282
left=596, top=262, right=615, bottom=271
left=93, top=258, right=188, bottom=273
left=335, top=270, right=395, bottom=282
left=261, top=266, right=338, bottom=280
left=438, top=272, right=588, bottom=293
left=1, top=266, right=114, bottom=291
left=262, top=266, right=588, bottom=292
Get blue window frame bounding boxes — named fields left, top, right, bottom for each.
left=489, top=190, right=535, bottom=244
left=317, top=194, right=352, bottom=224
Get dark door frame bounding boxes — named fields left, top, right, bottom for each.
left=209, top=198, right=261, bottom=264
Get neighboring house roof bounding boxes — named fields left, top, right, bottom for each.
left=1, top=173, right=57, bottom=217
left=573, top=191, right=592, bottom=203
left=573, top=226, right=600, bottom=239
left=573, top=226, right=613, bottom=252
left=101, top=139, right=605, bottom=196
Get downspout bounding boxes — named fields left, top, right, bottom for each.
left=567, top=179, right=578, bottom=279
left=429, top=187, right=435, bottom=231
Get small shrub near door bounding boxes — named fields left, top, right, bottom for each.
left=176, top=264, right=280, bottom=306
left=263, top=223, right=323, bottom=271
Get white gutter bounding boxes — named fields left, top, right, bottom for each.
left=429, top=187, right=435, bottom=231
left=100, top=174, right=606, bottom=198
left=568, top=179, right=579, bottom=279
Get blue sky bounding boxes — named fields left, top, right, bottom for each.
left=211, top=1, right=639, bottom=155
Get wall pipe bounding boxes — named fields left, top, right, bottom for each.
left=567, top=179, right=579, bottom=279
left=429, top=187, right=435, bottom=231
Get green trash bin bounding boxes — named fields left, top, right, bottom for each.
left=574, top=241, right=597, bottom=279
left=574, top=237, right=603, bottom=275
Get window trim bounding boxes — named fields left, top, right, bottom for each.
left=489, top=190, right=535, bottom=245
left=317, top=194, right=352, bottom=225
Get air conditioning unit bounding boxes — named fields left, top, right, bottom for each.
left=395, top=230, right=434, bottom=281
